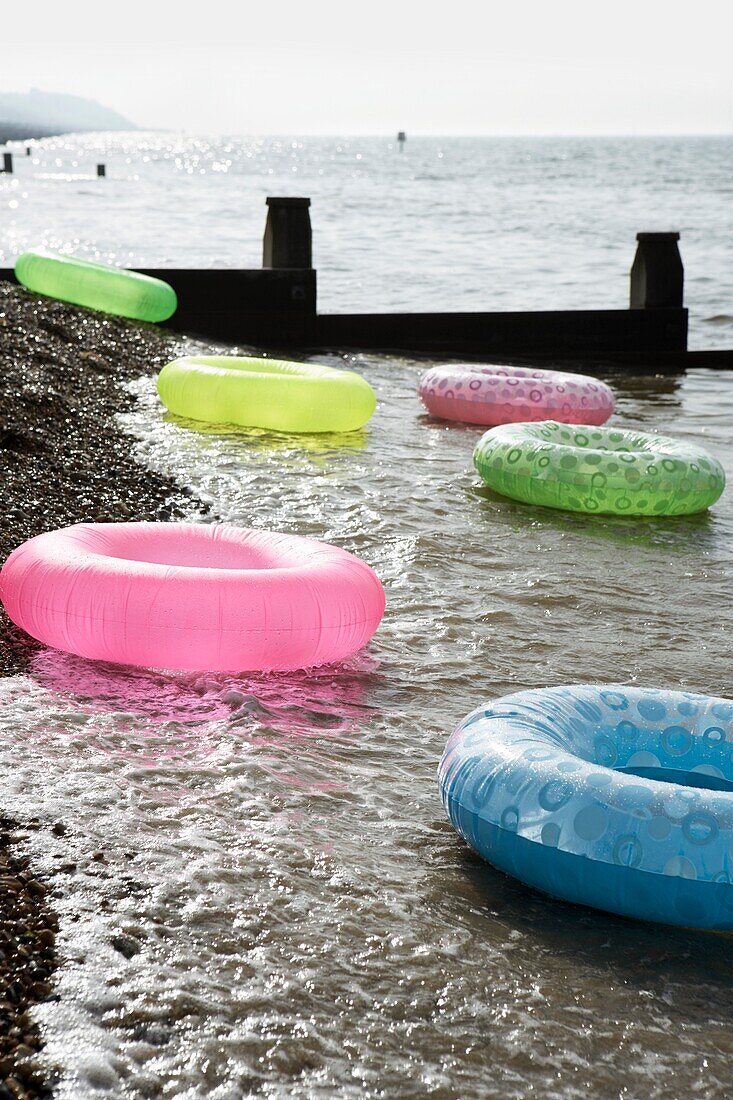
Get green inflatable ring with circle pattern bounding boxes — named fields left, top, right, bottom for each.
left=473, top=421, right=725, bottom=515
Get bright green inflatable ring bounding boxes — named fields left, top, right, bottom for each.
left=473, top=421, right=725, bottom=515
left=14, top=249, right=177, bottom=323
left=157, top=356, right=377, bottom=434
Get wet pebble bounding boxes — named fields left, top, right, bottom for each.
left=0, top=817, right=57, bottom=1097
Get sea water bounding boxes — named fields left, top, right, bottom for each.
left=0, top=135, right=733, bottom=1097
left=0, top=132, right=732, bottom=346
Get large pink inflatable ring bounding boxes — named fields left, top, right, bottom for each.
left=0, top=522, right=386, bottom=672
left=417, top=363, right=614, bottom=427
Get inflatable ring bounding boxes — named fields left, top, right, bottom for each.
left=439, top=685, right=733, bottom=931
left=14, top=248, right=177, bottom=323
left=473, top=421, right=725, bottom=515
left=418, top=363, right=614, bottom=426
left=157, top=356, right=377, bottom=434
left=0, top=522, right=385, bottom=672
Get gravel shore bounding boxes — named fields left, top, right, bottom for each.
left=0, top=282, right=197, bottom=1096
left=0, top=282, right=193, bottom=674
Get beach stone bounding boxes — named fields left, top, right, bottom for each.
left=0, top=816, right=58, bottom=1096
left=111, top=934, right=141, bottom=959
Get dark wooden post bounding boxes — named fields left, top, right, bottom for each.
left=263, top=197, right=312, bottom=269
left=1, top=153, right=12, bottom=174
left=25, top=146, right=31, bottom=157
left=96, top=163, right=106, bottom=178
left=630, top=232, right=683, bottom=308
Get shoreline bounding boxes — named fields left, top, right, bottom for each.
left=0, top=283, right=196, bottom=674
left=0, top=283, right=199, bottom=1095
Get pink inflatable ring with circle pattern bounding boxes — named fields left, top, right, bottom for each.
left=417, top=363, right=614, bottom=427
left=0, top=522, right=386, bottom=672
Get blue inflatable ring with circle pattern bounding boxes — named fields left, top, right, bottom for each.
left=438, top=685, right=733, bottom=930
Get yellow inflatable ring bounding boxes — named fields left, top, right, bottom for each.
left=157, top=356, right=376, bottom=434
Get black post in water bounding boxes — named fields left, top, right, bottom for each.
left=263, top=197, right=312, bottom=269
left=96, top=163, right=106, bottom=178
left=1, top=153, right=12, bottom=174
left=397, top=131, right=406, bottom=151
left=630, top=232, right=683, bottom=308
left=25, top=146, right=31, bottom=157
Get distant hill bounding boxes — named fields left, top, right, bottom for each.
left=0, top=88, right=135, bottom=142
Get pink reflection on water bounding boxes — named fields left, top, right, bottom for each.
left=29, top=646, right=381, bottom=745
left=27, top=647, right=228, bottom=773
left=213, top=651, right=379, bottom=739
left=22, top=647, right=383, bottom=803
left=30, top=647, right=230, bottom=723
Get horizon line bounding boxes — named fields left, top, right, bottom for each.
left=81, top=128, right=733, bottom=140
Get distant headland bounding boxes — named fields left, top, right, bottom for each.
left=0, top=88, right=135, bottom=143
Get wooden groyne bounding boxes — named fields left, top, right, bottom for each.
left=1, top=197, right=731, bottom=368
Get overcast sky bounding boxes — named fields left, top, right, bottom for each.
left=3, top=0, right=732, bottom=135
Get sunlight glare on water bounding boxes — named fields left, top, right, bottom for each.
left=0, top=132, right=732, bottom=347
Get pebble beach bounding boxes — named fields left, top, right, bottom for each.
left=0, top=283, right=195, bottom=1096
